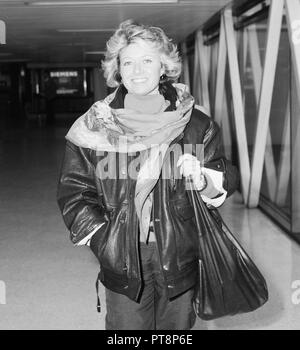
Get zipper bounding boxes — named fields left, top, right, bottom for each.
left=134, top=212, right=142, bottom=301
left=169, top=152, right=176, bottom=191
left=152, top=184, right=169, bottom=288
left=120, top=208, right=128, bottom=273
left=95, top=270, right=101, bottom=313
left=127, top=164, right=142, bottom=301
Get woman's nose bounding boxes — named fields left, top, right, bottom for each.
left=133, top=61, right=142, bottom=74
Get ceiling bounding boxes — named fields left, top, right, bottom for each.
left=0, top=0, right=230, bottom=66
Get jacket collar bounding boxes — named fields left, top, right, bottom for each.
left=109, top=81, right=178, bottom=111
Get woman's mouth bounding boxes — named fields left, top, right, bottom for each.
left=131, top=78, right=147, bottom=83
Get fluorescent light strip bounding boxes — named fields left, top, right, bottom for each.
left=57, top=29, right=115, bottom=32
left=85, top=51, right=106, bottom=54
left=30, top=0, right=178, bottom=6
left=0, top=58, right=30, bottom=62
left=59, top=43, right=87, bottom=46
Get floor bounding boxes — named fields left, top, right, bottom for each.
left=0, top=125, right=299, bottom=330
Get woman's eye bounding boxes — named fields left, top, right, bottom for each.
left=143, top=58, right=152, bottom=64
left=123, top=61, right=132, bottom=66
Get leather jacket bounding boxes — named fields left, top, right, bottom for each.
left=57, top=84, right=239, bottom=301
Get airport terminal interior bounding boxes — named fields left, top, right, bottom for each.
left=0, top=0, right=300, bottom=330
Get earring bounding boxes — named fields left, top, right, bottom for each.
left=160, top=74, right=167, bottom=83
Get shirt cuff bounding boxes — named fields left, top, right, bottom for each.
left=75, top=223, right=105, bottom=246
left=200, top=167, right=227, bottom=207
left=201, top=191, right=227, bottom=208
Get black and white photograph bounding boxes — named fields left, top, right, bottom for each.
left=0, top=0, right=299, bottom=334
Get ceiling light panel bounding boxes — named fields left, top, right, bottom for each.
left=84, top=51, right=105, bottom=54
left=56, top=29, right=115, bottom=32
left=29, top=0, right=178, bottom=6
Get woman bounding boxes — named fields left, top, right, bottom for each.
left=57, top=19, right=239, bottom=330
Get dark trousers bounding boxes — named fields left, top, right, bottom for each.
left=105, top=242, right=196, bottom=330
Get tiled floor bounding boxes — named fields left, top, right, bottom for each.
left=0, top=125, right=299, bottom=330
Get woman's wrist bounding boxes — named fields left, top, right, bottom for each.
left=199, top=174, right=207, bottom=192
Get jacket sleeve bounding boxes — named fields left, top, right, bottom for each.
left=57, top=140, right=108, bottom=245
left=203, top=119, right=239, bottom=198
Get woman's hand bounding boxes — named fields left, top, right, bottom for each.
left=177, top=154, right=207, bottom=191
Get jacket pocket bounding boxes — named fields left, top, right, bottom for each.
left=96, top=206, right=128, bottom=273
left=89, top=220, right=110, bottom=259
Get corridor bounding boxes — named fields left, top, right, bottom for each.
left=0, top=125, right=299, bottom=330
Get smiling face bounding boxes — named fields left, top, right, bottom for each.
left=119, top=39, right=165, bottom=96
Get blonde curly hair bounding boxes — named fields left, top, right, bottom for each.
left=102, top=19, right=182, bottom=88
